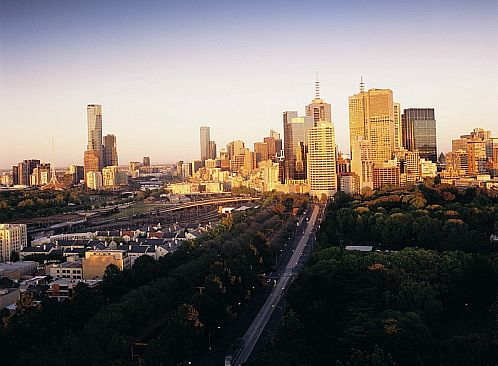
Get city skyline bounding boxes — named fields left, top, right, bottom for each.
left=1, top=0, right=497, bottom=169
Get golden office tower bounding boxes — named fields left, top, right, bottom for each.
left=349, top=80, right=395, bottom=189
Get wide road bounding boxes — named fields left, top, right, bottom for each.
left=231, top=204, right=319, bottom=366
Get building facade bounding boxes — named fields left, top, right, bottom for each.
left=0, top=224, right=27, bottom=263
left=103, top=134, right=118, bottom=167
left=402, top=108, right=437, bottom=163
left=200, top=126, right=210, bottom=162
left=87, top=104, right=103, bottom=168
left=306, top=120, right=337, bottom=198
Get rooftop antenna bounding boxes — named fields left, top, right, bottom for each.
left=360, top=76, right=365, bottom=93
left=314, top=72, right=320, bottom=99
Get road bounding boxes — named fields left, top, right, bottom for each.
left=231, top=204, right=319, bottom=366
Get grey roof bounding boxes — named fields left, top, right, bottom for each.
left=21, top=245, right=55, bottom=253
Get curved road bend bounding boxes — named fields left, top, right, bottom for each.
left=231, top=204, right=319, bottom=366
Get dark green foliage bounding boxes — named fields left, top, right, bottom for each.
left=249, top=248, right=498, bottom=366
left=318, top=186, right=498, bottom=251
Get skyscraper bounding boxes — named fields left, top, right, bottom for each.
left=305, top=80, right=332, bottom=124
left=143, top=156, right=151, bottom=166
left=200, top=126, right=210, bottom=161
left=307, top=120, right=337, bottom=198
left=283, top=111, right=313, bottom=181
left=393, top=103, right=402, bottom=149
left=349, top=84, right=395, bottom=190
left=402, top=108, right=437, bottom=163
left=103, top=134, right=118, bottom=167
left=209, top=140, right=217, bottom=160
left=87, top=104, right=103, bottom=168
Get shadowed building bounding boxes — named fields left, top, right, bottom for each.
left=103, top=134, right=118, bottom=167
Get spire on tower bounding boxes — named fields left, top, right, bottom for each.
left=360, top=76, right=365, bottom=93
left=314, top=75, right=320, bottom=99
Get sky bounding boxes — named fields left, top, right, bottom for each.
left=1, top=0, right=497, bottom=169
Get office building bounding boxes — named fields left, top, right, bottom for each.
left=102, top=166, right=128, bottom=187
left=11, top=166, right=19, bottom=185
left=103, top=134, right=118, bottom=167
left=254, top=142, right=269, bottom=163
left=305, top=80, right=332, bottom=124
left=200, top=126, right=210, bottom=161
left=86, top=171, right=103, bottom=190
left=209, top=141, right=217, bottom=160
left=142, top=156, right=150, bottom=166
left=339, top=173, right=359, bottom=195
left=30, top=163, right=51, bottom=186
left=227, top=140, right=245, bottom=161
left=84, top=150, right=101, bottom=183
left=373, top=160, right=400, bottom=189
left=283, top=111, right=313, bottom=181
left=306, top=120, right=337, bottom=198
left=68, top=165, right=84, bottom=184
left=0, top=224, right=27, bottom=263
left=17, top=159, right=40, bottom=186
left=351, top=137, right=373, bottom=190
left=243, top=149, right=256, bottom=173
left=402, top=108, right=437, bottom=163
left=393, top=103, right=402, bottom=149
left=420, top=158, right=437, bottom=178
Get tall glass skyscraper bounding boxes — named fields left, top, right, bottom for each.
left=87, top=104, right=103, bottom=153
left=402, top=108, right=437, bottom=163
left=200, top=126, right=210, bottom=162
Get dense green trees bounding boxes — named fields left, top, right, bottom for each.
left=0, top=189, right=95, bottom=220
left=318, top=184, right=498, bottom=251
left=249, top=248, right=498, bottom=366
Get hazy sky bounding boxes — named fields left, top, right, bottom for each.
left=1, top=0, right=497, bottom=168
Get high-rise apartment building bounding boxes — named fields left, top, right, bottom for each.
left=87, top=104, right=103, bottom=168
left=306, top=120, right=337, bottom=198
left=283, top=111, right=313, bottom=181
left=103, top=134, right=118, bottom=167
left=143, top=156, right=150, bottom=166
left=200, top=126, right=210, bottom=161
left=402, top=108, right=437, bottom=163
left=0, top=224, right=27, bottom=263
